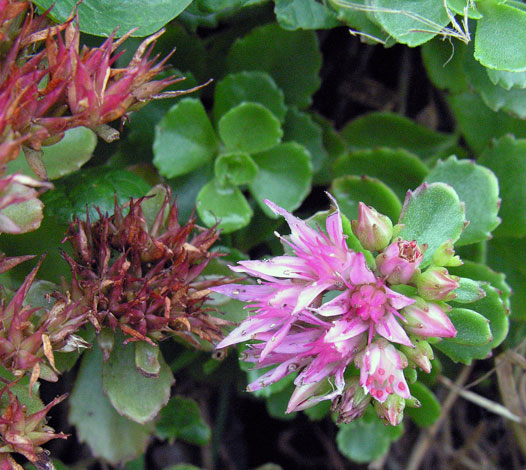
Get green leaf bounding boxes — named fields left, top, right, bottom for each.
left=331, top=175, right=402, bottom=223
left=446, top=308, right=492, bottom=346
left=283, top=108, right=327, bottom=175
left=336, top=408, right=403, bottom=463
left=227, top=24, right=322, bottom=109
left=425, top=156, right=500, bottom=246
left=421, top=38, right=469, bottom=93
left=452, top=277, right=486, bottom=304
left=449, top=260, right=511, bottom=309
left=135, top=342, right=161, bottom=378
left=341, top=112, right=457, bottom=160
left=406, top=382, right=441, bottom=427
left=140, top=185, right=169, bottom=231
left=311, top=113, right=346, bottom=185
left=487, top=236, right=526, bottom=320
left=303, top=400, right=331, bottom=421
left=0, top=182, right=45, bottom=234
left=487, top=69, right=526, bottom=90
left=447, top=0, right=481, bottom=19
left=9, top=127, right=96, bottom=180
left=156, top=395, right=211, bottom=445
left=274, top=0, right=341, bottom=30
left=102, top=334, right=174, bottom=424
left=214, top=152, right=259, bottom=186
left=43, top=167, right=150, bottom=224
left=197, top=179, right=253, bottom=233
left=249, top=142, right=312, bottom=218
left=447, top=92, right=526, bottom=154
left=69, top=346, right=153, bottom=464
left=478, top=135, right=526, bottom=237
left=34, top=0, right=193, bottom=37
left=333, top=147, right=428, bottom=201
left=437, top=284, right=509, bottom=363
left=218, top=103, right=283, bottom=153
left=370, top=0, right=450, bottom=46
left=153, top=98, right=218, bottom=179
left=398, top=183, right=466, bottom=267
left=265, top=383, right=296, bottom=421
left=474, top=0, right=526, bottom=72
left=464, top=43, right=526, bottom=119
left=0, top=367, right=42, bottom=415
left=327, top=0, right=391, bottom=45
left=213, top=71, right=287, bottom=124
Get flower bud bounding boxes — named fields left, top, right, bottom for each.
left=333, top=377, right=371, bottom=423
left=416, top=267, right=459, bottom=301
left=373, top=393, right=406, bottom=426
left=376, top=238, right=424, bottom=285
left=400, top=339, right=434, bottom=373
left=351, top=202, right=393, bottom=251
left=432, top=239, right=462, bottom=267
left=402, top=297, right=456, bottom=339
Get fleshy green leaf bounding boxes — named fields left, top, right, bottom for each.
left=265, top=384, right=296, bottom=421
left=274, top=0, right=341, bottom=30
left=333, top=147, right=428, bottom=201
left=215, top=152, right=259, bottom=186
left=437, top=284, right=509, bottom=363
left=69, top=346, right=153, bottom=464
left=452, top=277, right=486, bottom=304
left=218, top=103, right=283, bottom=153
left=249, top=142, right=312, bottom=218
left=341, top=112, right=457, bottom=160
left=478, top=135, right=526, bottom=237
left=398, top=183, right=466, bottom=267
left=283, top=108, right=327, bottom=175
left=331, top=175, right=402, bottom=222
left=447, top=92, right=526, bottom=154
left=421, top=38, right=469, bottom=93
left=227, top=24, right=322, bottom=109
left=197, top=179, right=253, bottom=233
left=464, top=43, right=526, bottom=118
left=446, top=308, right=492, bottom=346
left=213, top=71, right=287, bottom=124
left=406, top=382, right=441, bottom=427
left=135, top=342, right=161, bottom=378
left=447, top=0, right=481, bottom=19
left=0, top=182, right=45, bottom=234
left=426, top=156, right=500, bottom=246
left=9, top=127, right=97, bottom=180
left=34, top=0, right=193, bottom=37
left=102, top=335, right=174, bottom=424
left=336, top=408, right=403, bottom=463
left=487, top=236, right=526, bottom=320
left=153, top=98, right=218, bottom=179
left=474, top=0, right=526, bottom=72
left=312, top=113, right=346, bottom=185
left=156, top=396, right=211, bottom=445
left=369, top=0, right=450, bottom=46
left=487, top=69, right=526, bottom=90
left=42, top=167, right=150, bottom=224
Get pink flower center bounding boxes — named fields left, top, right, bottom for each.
left=350, top=284, right=388, bottom=323
left=398, top=240, right=420, bottom=262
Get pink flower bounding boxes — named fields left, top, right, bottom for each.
left=356, top=339, right=410, bottom=403
left=351, top=202, right=393, bottom=251
left=416, top=267, right=460, bottom=301
left=376, top=238, right=424, bottom=284
left=402, top=297, right=456, bottom=338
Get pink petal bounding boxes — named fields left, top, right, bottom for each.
left=375, top=313, right=413, bottom=347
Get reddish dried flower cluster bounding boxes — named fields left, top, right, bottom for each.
left=0, top=0, right=195, bottom=173
left=63, top=188, right=232, bottom=347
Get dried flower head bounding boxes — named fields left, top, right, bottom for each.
left=63, top=187, right=232, bottom=349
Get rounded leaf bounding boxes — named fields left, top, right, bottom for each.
left=331, top=175, right=402, bottom=222
left=214, top=152, right=259, bottom=186
left=426, top=156, right=500, bottom=246
left=475, top=1, right=526, bottom=72
left=479, top=135, right=526, bottom=237
left=333, top=147, right=428, bottom=201
left=34, top=0, right=193, bottom=37
left=153, top=98, right=218, bottom=179
left=406, top=382, right=441, bottom=428
left=398, top=183, right=466, bottom=267
left=197, top=180, right=253, bottom=233
left=218, top=102, right=283, bottom=153
left=274, top=0, right=341, bottom=30
left=249, top=142, right=312, bottom=218
left=227, top=24, right=322, bottom=109
left=213, top=71, right=287, bottom=124
left=447, top=308, right=492, bottom=346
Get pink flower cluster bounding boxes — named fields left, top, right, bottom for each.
left=213, top=198, right=459, bottom=425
